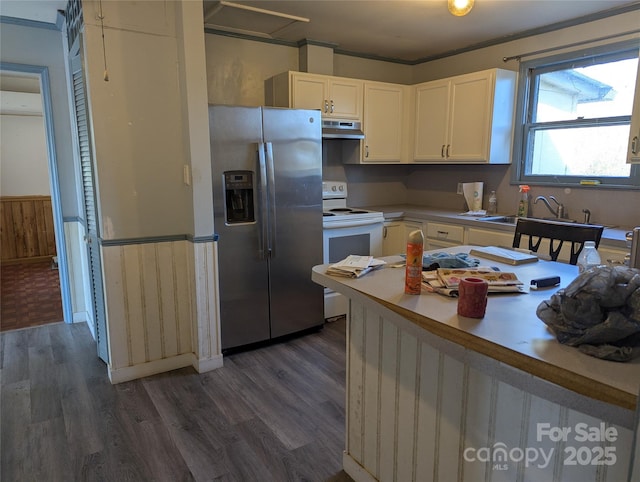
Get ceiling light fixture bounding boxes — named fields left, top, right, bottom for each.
left=448, top=0, right=474, bottom=16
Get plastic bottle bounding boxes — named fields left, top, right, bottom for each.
left=487, top=191, right=497, bottom=215
left=517, top=185, right=530, bottom=217
left=577, top=241, right=602, bottom=273
left=405, top=229, right=424, bottom=295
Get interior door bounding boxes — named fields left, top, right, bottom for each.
left=70, top=48, right=108, bottom=363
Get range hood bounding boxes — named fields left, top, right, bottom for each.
left=322, top=119, right=365, bottom=140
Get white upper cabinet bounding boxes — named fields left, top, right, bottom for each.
left=354, top=81, right=409, bottom=164
left=627, top=57, right=640, bottom=164
left=413, top=69, right=517, bottom=164
left=266, top=71, right=363, bottom=120
left=414, top=79, right=450, bottom=161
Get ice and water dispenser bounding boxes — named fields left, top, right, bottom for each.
left=224, top=171, right=255, bottom=224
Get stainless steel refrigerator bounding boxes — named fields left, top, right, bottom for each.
left=209, top=105, right=324, bottom=351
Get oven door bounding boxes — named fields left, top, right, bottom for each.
left=323, top=217, right=383, bottom=263
left=322, top=217, right=383, bottom=318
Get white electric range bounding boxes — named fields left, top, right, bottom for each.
left=322, top=181, right=384, bottom=319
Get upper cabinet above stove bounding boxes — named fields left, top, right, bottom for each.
left=266, top=71, right=363, bottom=120
left=358, top=81, right=411, bottom=164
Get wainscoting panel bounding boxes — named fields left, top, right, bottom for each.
left=346, top=299, right=634, bottom=482
left=63, top=221, right=92, bottom=326
left=191, top=241, right=222, bottom=370
left=1, top=195, right=56, bottom=261
left=102, top=240, right=196, bottom=380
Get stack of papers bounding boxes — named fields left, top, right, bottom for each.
left=326, top=255, right=386, bottom=278
left=422, top=267, right=526, bottom=296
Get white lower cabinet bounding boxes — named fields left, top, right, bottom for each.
left=468, top=227, right=627, bottom=265
left=382, top=220, right=425, bottom=256
left=466, top=227, right=513, bottom=248
left=425, top=222, right=464, bottom=250
left=382, top=221, right=405, bottom=256
left=386, top=219, right=627, bottom=265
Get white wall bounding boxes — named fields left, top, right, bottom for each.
left=0, top=114, right=50, bottom=196
left=82, top=0, right=194, bottom=240
left=0, top=22, right=80, bottom=217
left=204, top=34, right=414, bottom=106
left=205, top=34, right=299, bottom=106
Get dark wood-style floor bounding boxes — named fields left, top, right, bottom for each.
left=1, top=319, right=352, bottom=481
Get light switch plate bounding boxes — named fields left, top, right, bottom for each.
left=183, top=165, right=191, bottom=186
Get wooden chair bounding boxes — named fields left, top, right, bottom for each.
left=512, top=218, right=604, bottom=265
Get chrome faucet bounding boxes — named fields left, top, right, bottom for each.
left=534, top=196, right=566, bottom=219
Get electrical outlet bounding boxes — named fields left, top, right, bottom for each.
left=457, top=183, right=463, bottom=194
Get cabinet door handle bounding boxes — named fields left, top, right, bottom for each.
left=365, top=145, right=369, bottom=158
left=324, top=100, right=329, bottom=113
left=441, top=144, right=445, bottom=158
left=446, top=144, right=450, bottom=157
left=330, top=100, right=334, bottom=113
left=632, top=135, right=639, bottom=155
left=383, top=226, right=388, bottom=238
left=437, top=230, right=449, bottom=238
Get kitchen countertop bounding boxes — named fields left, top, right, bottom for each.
left=313, top=247, right=640, bottom=411
left=359, top=203, right=631, bottom=248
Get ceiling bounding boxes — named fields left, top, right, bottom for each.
left=202, top=0, right=640, bottom=63
left=0, top=0, right=638, bottom=64
left=0, top=0, right=66, bottom=24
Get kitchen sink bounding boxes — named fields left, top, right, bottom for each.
left=476, top=215, right=519, bottom=225
left=476, top=215, right=616, bottom=229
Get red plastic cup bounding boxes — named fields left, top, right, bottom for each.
left=457, top=277, right=489, bottom=318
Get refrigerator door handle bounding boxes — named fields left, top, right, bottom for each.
left=257, top=142, right=269, bottom=259
left=265, top=141, right=277, bottom=258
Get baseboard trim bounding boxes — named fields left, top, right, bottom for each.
left=72, top=311, right=89, bottom=323
left=191, top=353, right=224, bottom=373
left=1, top=255, right=55, bottom=265
left=108, top=353, right=193, bottom=384
left=342, top=452, right=376, bottom=482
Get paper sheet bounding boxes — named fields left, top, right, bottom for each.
left=462, top=182, right=483, bottom=212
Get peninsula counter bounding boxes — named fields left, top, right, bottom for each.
left=312, top=247, right=640, bottom=482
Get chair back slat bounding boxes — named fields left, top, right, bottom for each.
left=512, top=218, right=604, bottom=265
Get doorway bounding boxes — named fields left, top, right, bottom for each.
left=0, top=63, right=72, bottom=330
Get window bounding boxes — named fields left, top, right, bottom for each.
left=513, top=41, right=640, bottom=187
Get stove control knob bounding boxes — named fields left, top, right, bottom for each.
left=339, top=185, right=344, bottom=191
left=331, top=186, right=337, bottom=191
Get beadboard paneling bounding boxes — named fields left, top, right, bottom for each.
left=192, top=241, right=222, bottom=368
left=102, top=239, right=222, bottom=382
left=346, top=299, right=634, bottom=482
left=1, top=195, right=56, bottom=261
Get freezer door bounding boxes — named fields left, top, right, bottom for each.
left=262, top=108, right=324, bottom=337
left=209, top=105, right=271, bottom=350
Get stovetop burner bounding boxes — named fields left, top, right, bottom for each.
left=326, top=207, right=371, bottom=215
left=322, top=181, right=384, bottom=225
